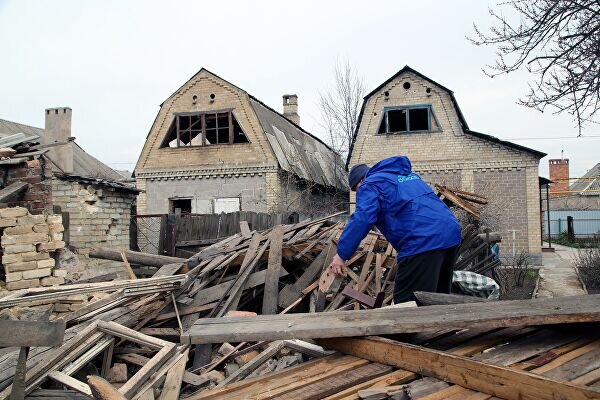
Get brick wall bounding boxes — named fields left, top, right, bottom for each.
left=349, top=70, right=542, bottom=263
left=2, top=158, right=53, bottom=214
left=52, top=178, right=136, bottom=279
left=1, top=207, right=66, bottom=291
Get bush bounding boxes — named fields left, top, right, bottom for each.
left=574, top=236, right=600, bottom=293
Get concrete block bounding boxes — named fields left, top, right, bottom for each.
left=22, top=268, right=52, bottom=279
left=4, top=225, right=34, bottom=235
left=47, top=215, right=62, bottom=224
left=40, top=276, right=64, bottom=286
left=21, top=251, right=50, bottom=262
left=16, top=215, right=46, bottom=225
left=37, top=241, right=65, bottom=251
left=50, top=232, right=63, bottom=241
left=53, top=269, right=68, bottom=278
left=0, top=207, right=28, bottom=218
left=1, top=232, right=49, bottom=246
left=7, top=279, right=39, bottom=290
left=32, top=224, right=49, bottom=233
left=37, top=258, right=56, bottom=268
left=2, top=253, right=21, bottom=264
left=48, top=223, right=65, bottom=233
left=5, top=272, right=22, bottom=282
left=0, top=218, right=17, bottom=228
left=4, top=261, right=39, bottom=273
left=3, top=244, right=36, bottom=254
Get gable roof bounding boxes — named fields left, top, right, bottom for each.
left=570, top=162, right=600, bottom=195
left=249, top=96, right=346, bottom=189
left=0, top=117, right=131, bottom=186
left=150, top=68, right=348, bottom=190
left=347, top=65, right=546, bottom=167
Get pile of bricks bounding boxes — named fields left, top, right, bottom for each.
left=1, top=206, right=66, bottom=291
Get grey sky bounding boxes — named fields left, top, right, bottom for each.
left=1, top=0, right=598, bottom=179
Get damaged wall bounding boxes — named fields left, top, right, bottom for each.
left=1, top=158, right=53, bottom=214
left=0, top=207, right=65, bottom=291
left=51, top=178, right=136, bottom=280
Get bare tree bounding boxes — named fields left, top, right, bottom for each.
left=470, top=1, right=600, bottom=133
left=319, top=61, right=366, bottom=160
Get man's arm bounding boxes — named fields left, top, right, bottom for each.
left=331, top=184, right=380, bottom=276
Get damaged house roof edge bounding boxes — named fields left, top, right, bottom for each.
left=346, top=65, right=546, bottom=168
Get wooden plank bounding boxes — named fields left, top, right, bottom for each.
left=262, top=225, right=284, bottom=315
left=262, top=363, right=393, bottom=400
left=213, top=234, right=263, bottom=317
left=0, top=182, right=28, bottom=203
left=317, top=336, right=600, bottom=400
left=154, top=302, right=216, bottom=322
left=278, top=243, right=331, bottom=308
left=239, top=221, right=252, bottom=239
left=413, top=291, right=489, bottom=306
left=217, top=341, right=284, bottom=386
left=0, top=321, right=65, bottom=347
left=47, top=371, right=92, bottom=397
left=183, top=294, right=600, bottom=344
left=88, top=248, right=184, bottom=267
left=188, top=355, right=366, bottom=400
left=118, top=344, right=176, bottom=398
left=114, top=353, right=202, bottom=386
left=158, top=348, right=188, bottom=400
left=321, top=370, right=416, bottom=400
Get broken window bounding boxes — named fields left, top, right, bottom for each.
left=161, top=111, right=249, bottom=148
left=170, top=198, right=192, bottom=214
left=377, top=106, right=439, bottom=134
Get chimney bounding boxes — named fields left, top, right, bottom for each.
left=549, top=158, right=569, bottom=194
left=44, top=107, right=74, bottom=174
left=282, top=94, right=300, bottom=125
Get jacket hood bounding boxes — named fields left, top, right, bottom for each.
left=367, top=156, right=413, bottom=177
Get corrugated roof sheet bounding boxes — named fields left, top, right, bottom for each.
left=249, top=97, right=347, bottom=190
left=570, top=162, right=600, bottom=196
left=0, top=117, right=129, bottom=186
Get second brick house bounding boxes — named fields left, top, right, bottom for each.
left=347, top=66, right=546, bottom=263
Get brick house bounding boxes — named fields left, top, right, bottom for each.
left=347, top=66, right=546, bottom=263
left=135, top=68, right=347, bottom=215
left=0, top=109, right=138, bottom=279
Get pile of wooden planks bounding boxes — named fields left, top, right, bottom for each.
left=1, top=211, right=599, bottom=399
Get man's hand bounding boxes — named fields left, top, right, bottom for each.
left=329, top=254, right=346, bottom=277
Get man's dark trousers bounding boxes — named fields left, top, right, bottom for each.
left=393, top=246, right=459, bottom=304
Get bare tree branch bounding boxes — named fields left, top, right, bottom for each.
left=469, top=0, right=600, bottom=133
left=319, top=61, right=366, bottom=160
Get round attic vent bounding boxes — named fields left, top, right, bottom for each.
left=403, top=82, right=411, bottom=90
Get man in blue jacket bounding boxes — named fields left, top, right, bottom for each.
left=330, top=156, right=461, bottom=303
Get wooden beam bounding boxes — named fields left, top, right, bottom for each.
left=87, top=376, right=127, bottom=400
left=413, top=291, right=489, bottom=306
left=262, top=225, right=284, bottom=315
left=316, top=336, right=600, bottom=400
left=0, top=182, right=28, bottom=202
left=159, top=348, right=189, bottom=400
left=0, top=320, right=65, bottom=347
left=89, top=248, right=184, bottom=267
left=182, top=294, right=600, bottom=344
left=47, top=371, right=92, bottom=397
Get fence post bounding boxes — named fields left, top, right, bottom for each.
left=567, top=216, right=575, bottom=242
left=165, top=214, right=177, bottom=256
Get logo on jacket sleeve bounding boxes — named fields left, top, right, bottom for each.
left=397, top=173, right=420, bottom=183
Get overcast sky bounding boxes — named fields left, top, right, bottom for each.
left=1, top=0, right=598, bottom=179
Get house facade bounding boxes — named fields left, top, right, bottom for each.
left=347, top=66, right=546, bottom=263
left=135, top=69, right=347, bottom=216
left=0, top=109, right=138, bottom=280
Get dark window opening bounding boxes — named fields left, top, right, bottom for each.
left=377, top=106, right=433, bottom=134
left=170, top=198, right=192, bottom=214
left=409, top=108, right=429, bottom=131
left=161, top=111, right=249, bottom=147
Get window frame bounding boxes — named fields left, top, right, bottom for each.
left=164, top=109, right=250, bottom=148
left=377, top=104, right=442, bottom=134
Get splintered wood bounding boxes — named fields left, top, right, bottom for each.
left=1, top=211, right=599, bottom=399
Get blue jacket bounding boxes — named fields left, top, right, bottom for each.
left=338, top=156, right=461, bottom=261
